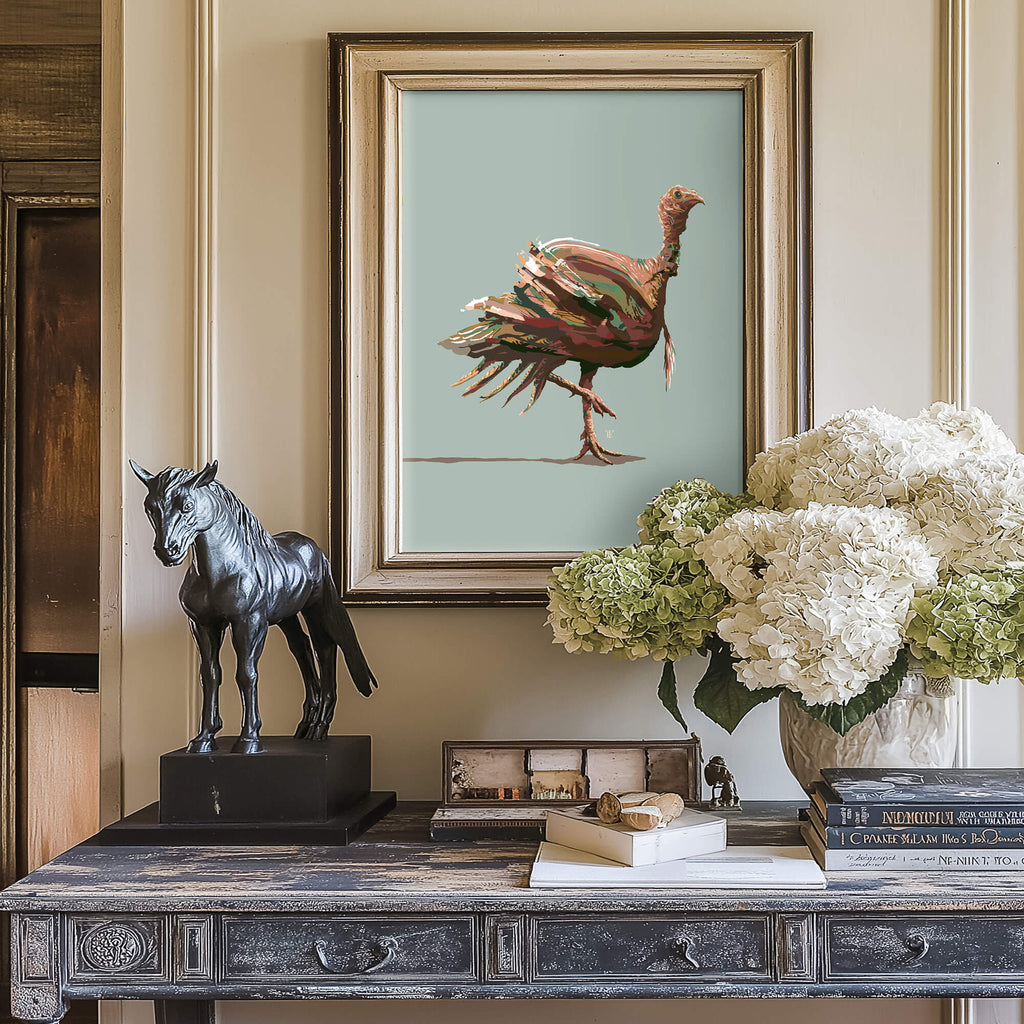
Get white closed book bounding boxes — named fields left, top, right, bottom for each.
left=530, top=841, right=827, bottom=889
left=545, top=806, right=726, bottom=866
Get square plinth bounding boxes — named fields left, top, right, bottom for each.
left=98, top=792, right=396, bottom=846
left=159, top=735, right=371, bottom=824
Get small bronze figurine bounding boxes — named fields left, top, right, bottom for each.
left=131, top=460, right=377, bottom=754
left=705, top=755, right=740, bottom=809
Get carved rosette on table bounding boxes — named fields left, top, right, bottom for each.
left=69, top=916, right=164, bottom=982
left=779, top=662, right=961, bottom=794
left=78, top=922, right=148, bottom=973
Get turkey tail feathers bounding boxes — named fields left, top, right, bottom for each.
left=460, top=360, right=504, bottom=396
left=438, top=319, right=508, bottom=359
left=502, top=360, right=546, bottom=407
left=438, top=311, right=565, bottom=415
left=453, top=354, right=556, bottom=415
left=481, top=362, right=529, bottom=400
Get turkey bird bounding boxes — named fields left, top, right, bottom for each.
left=438, top=186, right=704, bottom=463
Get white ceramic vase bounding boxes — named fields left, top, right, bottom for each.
left=778, top=660, right=960, bottom=795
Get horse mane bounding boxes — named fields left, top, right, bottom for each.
left=208, top=480, right=275, bottom=552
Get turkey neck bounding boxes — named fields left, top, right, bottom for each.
left=646, top=232, right=683, bottom=313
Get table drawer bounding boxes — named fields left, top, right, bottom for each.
left=66, top=916, right=169, bottom=983
left=221, top=915, right=478, bottom=982
left=824, top=915, right=1024, bottom=981
left=531, top=915, right=772, bottom=982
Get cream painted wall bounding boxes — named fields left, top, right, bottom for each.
left=107, top=0, right=1021, bottom=1022
left=120, top=0, right=940, bottom=814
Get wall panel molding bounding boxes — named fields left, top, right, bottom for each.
left=939, top=4, right=974, bottom=1022
left=99, top=0, right=124, bottom=836
left=193, top=0, right=218, bottom=469
left=188, top=0, right=219, bottom=736
left=939, top=0, right=971, bottom=779
left=939, top=0, right=969, bottom=412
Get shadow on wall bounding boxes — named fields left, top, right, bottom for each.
left=203, top=605, right=807, bottom=804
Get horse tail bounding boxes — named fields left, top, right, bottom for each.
left=320, top=557, right=377, bottom=697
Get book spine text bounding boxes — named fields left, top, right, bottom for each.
left=822, top=825, right=1024, bottom=849
left=823, top=803, right=1024, bottom=828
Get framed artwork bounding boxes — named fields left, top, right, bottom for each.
left=329, top=33, right=811, bottom=605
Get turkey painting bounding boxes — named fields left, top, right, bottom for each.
left=398, top=87, right=744, bottom=555
left=438, top=186, right=705, bottom=464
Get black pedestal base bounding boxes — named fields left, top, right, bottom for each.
left=159, top=735, right=371, bottom=824
left=97, top=791, right=396, bottom=846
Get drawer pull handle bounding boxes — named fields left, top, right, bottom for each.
left=904, top=933, right=929, bottom=964
left=648, top=937, right=699, bottom=971
left=313, top=936, right=398, bottom=975
left=676, top=939, right=700, bottom=969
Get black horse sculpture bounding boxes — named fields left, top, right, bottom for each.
left=131, top=459, right=376, bottom=754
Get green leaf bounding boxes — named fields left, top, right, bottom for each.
left=792, top=648, right=909, bottom=736
left=657, top=660, right=688, bottom=731
left=692, top=635, right=782, bottom=733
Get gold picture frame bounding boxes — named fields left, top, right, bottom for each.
left=329, top=33, right=811, bottom=606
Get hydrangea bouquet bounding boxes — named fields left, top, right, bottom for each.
left=547, top=404, right=1024, bottom=736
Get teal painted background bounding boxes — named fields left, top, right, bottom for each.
left=401, top=89, right=744, bottom=553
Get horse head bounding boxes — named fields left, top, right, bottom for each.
left=130, top=459, right=220, bottom=566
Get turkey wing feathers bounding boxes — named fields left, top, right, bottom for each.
left=437, top=235, right=670, bottom=411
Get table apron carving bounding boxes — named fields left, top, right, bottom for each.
left=8, top=803, right=1024, bottom=1017
left=14, top=907, right=1024, bottom=1018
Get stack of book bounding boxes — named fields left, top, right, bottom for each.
left=802, top=767, right=1024, bottom=871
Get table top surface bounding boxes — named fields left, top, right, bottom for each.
left=3, top=801, right=1024, bottom=915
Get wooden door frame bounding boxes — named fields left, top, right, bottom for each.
left=0, top=157, right=100, bottom=898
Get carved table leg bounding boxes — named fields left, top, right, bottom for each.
left=154, top=1000, right=216, bottom=1024
left=9, top=914, right=67, bottom=1022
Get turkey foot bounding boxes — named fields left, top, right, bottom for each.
left=573, top=365, right=625, bottom=464
left=575, top=423, right=625, bottom=464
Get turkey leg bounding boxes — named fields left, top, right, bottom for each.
left=573, top=366, right=624, bottom=464
left=547, top=372, right=616, bottom=416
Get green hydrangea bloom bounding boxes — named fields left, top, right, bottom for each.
left=907, top=569, right=1024, bottom=682
left=637, top=478, right=759, bottom=546
left=548, top=480, right=753, bottom=662
left=547, top=543, right=727, bottom=662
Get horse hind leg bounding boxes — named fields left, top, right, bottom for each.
left=302, top=605, right=337, bottom=742
left=278, top=615, right=321, bottom=739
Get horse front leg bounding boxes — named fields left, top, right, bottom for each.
left=187, top=619, right=226, bottom=753
left=230, top=616, right=267, bottom=754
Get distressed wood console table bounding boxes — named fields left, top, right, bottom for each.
left=4, top=801, right=1024, bottom=1023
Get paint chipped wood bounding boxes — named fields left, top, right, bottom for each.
left=7, top=802, right=1024, bottom=1019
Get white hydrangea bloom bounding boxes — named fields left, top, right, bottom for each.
left=909, top=453, right=1024, bottom=573
left=747, top=402, right=1022, bottom=575
left=910, top=402, right=1017, bottom=458
left=698, top=504, right=940, bottom=706
left=747, top=408, right=911, bottom=509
